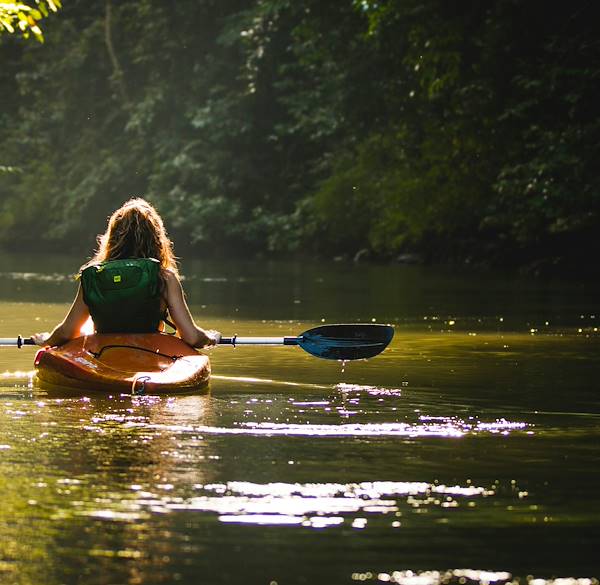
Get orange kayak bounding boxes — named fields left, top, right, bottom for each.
left=34, top=333, right=210, bottom=394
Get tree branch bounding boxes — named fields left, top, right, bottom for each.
left=104, top=0, right=130, bottom=107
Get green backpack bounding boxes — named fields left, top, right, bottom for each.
left=80, top=258, right=163, bottom=333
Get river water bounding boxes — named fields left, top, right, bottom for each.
left=1, top=251, right=599, bottom=585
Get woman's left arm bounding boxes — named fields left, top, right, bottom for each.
left=163, top=270, right=220, bottom=348
left=32, top=285, right=91, bottom=347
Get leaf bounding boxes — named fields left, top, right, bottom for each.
left=0, top=18, right=15, bottom=33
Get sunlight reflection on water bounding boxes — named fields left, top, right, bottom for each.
left=336, top=382, right=405, bottom=396
left=0, top=271, right=71, bottom=282
left=0, top=370, right=35, bottom=381
left=71, top=479, right=497, bottom=529
left=350, top=570, right=598, bottom=585
left=113, top=417, right=528, bottom=438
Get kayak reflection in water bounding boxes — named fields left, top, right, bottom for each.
left=32, top=198, right=220, bottom=349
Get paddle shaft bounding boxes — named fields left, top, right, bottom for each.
left=0, top=336, right=35, bottom=348
left=219, top=336, right=300, bottom=346
left=1, top=335, right=301, bottom=347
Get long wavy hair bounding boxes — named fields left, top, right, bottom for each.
left=84, top=198, right=179, bottom=278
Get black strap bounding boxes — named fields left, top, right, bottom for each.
left=163, top=316, right=177, bottom=334
left=89, top=344, right=182, bottom=361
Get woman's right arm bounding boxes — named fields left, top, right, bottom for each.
left=32, top=284, right=91, bottom=347
left=164, top=270, right=220, bottom=348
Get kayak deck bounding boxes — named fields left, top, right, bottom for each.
left=35, top=333, right=210, bottom=394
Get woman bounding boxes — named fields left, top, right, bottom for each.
left=32, top=198, right=219, bottom=348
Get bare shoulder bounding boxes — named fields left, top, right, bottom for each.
left=161, top=269, right=184, bottom=299
left=161, top=268, right=180, bottom=285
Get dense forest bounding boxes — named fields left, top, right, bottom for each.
left=1, top=0, right=598, bottom=275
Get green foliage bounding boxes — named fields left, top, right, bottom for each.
left=0, top=0, right=61, bottom=42
left=306, top=0, right=600, bottom=269
left=491, top=30, right=600, bottom=250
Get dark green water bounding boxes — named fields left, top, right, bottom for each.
left=1, top=252, right=600, bottom=585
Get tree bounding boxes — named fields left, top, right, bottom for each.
left=1, top=0, right=598, bottom=274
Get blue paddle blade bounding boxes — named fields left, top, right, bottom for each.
left=298, top=324, right=394, bottom=360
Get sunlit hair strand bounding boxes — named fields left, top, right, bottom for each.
left=83, top=198, right=179, bottom=278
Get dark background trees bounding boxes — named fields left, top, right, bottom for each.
left=1, top=0, right=598, bottom=274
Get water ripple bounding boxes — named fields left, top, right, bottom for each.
left=116, top=417, right=528, bottom=438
